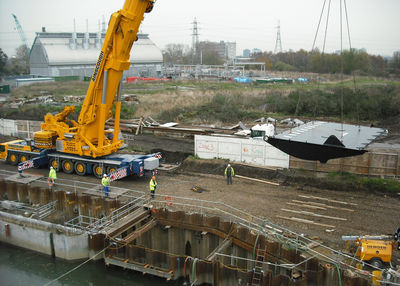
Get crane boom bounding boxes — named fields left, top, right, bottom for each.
left=34, top=0, right=154, bottom=158
left=12, top=14, right=30, bottom=56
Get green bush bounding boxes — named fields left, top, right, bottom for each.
left=264, top=84, right=400, bottom=120
left=327, top=172, right=400, bottom=193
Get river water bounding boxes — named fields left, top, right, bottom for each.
left=0, top=243, right=183, bottom=286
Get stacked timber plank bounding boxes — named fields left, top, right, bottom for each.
left=105, top=117, right=214, bottom=136
left=105, top=116, right=160, bottom=133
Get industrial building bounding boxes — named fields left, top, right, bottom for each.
left=29, top=32, right=163, bottom=78
left=198, top=40, right=236, bottom=62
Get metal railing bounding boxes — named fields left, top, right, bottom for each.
left=34, top=200, right=57, bottom=219
left=97, top=195, right=148, bottom=231
left=65, top=195, right=148, bottom=233
left=65, top=215, right=102, bottom=231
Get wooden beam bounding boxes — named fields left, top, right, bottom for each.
left=104, top=257, right=173, bottom=279
left=206, top=238, right=232, bottom=261
left=136, top=117, right=143, bottom=135
left=235, top=174, right=280, bottom=186
left=110, top=213, right=150, bottom=239
left=104, top=209, right=150, bottom=237
left=298, top=195, right=358, bottom=206
left=292, top=200, right=354, bottom=212
left=286, top=202, right=327, bottom=210
left=276, top=215, right=335, bottom=228
left=122, top=219, right=157, bottom=244
left=280, top=208, right=347, bottom=221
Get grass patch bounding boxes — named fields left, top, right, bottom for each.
left=264, top=84, right=400, bottom=120
left=158, top=93, right=268, bottom=123
left=327, top=172, right=400, bottom=193
left=4, top=78, right=400, bottom=125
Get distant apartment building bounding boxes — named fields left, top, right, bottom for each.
left=252, top=48, right=262, bottom=55
left=198, top=40, right=237, bottom=61
left=243, top=49, right=251, bottom=57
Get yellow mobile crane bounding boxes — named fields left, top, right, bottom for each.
left=0, top=0, right=160, bottom=179
left=36, top=0, right=154, bottom=158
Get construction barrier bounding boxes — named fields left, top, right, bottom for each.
left=195, top=135, right=290, bottom=169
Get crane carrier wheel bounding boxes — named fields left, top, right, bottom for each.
left=93, top=164, right=104, bottom=179
left=7, top=152, right=18, bottom=166
left=74, top=162, right=87, bottom=176
left=62, top=160, right=74, bottom=174
left=19, top=154, right=29, bottom=163
left=49, top=158, right=60, bottom=171
left=107, top=166, right=116, bottom=174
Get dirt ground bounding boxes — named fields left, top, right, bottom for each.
left=1, top=156, right=399, bottom=263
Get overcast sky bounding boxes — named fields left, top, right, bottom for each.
left=0, top=0, right=399, bottom=58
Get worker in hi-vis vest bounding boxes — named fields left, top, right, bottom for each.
left=224, top=164, right=235, bottom=185
left=149, top=176, right=157, bottom=198
left=102, top=174, right=110, bottom=197
left=48, top=166, right=57, bottom=188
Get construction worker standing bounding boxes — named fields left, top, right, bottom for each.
left=102, top=174, right=110, bottom=197
left=224, top=164, right=235, bottom=185
left=149, top=176, right=157, bottom=199
left=48, top=166, right=57, bottom=188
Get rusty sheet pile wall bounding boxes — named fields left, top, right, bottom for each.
left=0, top=179, right=122, bottom=224
left=105, top=209, right=371, bottom=286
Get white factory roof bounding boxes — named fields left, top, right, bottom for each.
left=30, top=32, right=162, bottom=66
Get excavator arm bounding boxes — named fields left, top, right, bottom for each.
left=36, top=0, right=154, bottom=158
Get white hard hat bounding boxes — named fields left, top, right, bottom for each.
left=103, top=174, right=107, bottom=177
left=50, top=166, right=54, bottom=169
left=228, top=164, right=231, bottom=167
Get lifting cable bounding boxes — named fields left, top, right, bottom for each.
left=43, top=246, right=109, bottom=286
left=340, top=0, right=345, bottom=140
left=308, top=0, right=332, bottom=117
left=343, top=0, right=360, bottom=127
left=311, top=0, right=327, bottom=52
left=340, top=0, right=357, bottom=138
left=311, top=0, right=357, bottom=133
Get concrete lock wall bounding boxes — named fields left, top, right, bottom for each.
left=195, top=135, right=290, bottom=169
left=0, top=212, right=89, bottom=260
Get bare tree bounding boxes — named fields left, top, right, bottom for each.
left=0, top=48, right=8, bottom=78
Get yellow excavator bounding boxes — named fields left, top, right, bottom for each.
left=0, top=0, right=160, bottom=179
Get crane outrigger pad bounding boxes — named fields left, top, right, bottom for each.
left=266, top=121, right=386, bottom=163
